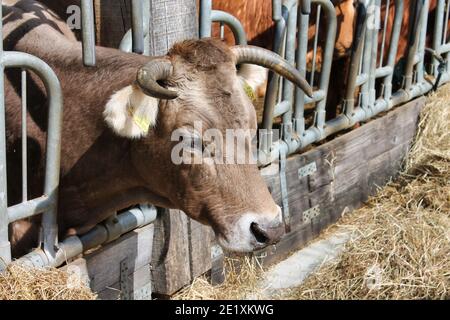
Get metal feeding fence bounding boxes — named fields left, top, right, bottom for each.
left=0, top=0, right=449, bottom=269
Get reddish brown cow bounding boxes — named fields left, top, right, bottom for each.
left=3, top=0, right=313, bottom=257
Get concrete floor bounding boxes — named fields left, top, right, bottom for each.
left=248, top=231, right=351, bottom=298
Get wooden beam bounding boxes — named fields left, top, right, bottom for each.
left=63, top=223, right=154, bottom=300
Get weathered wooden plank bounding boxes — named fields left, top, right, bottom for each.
left=367, top=142, right=411, bottom=194
left=188, top=219, right=214, bottom=279
left=151, top=209, right=191, bottom=296
left=63, top=224, right=154, bottom=298
left=97, top=264, right=152, bottom=300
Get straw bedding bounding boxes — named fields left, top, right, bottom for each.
left=0, top=263, right=96, bottom=300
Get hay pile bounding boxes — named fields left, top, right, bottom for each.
left=175, top=256, right=266, bottom=300
left=0, top=264, right=97, bottom=300
left=174, top=84, right=450, bottom=300
left=288, top=85, right=449, bottom=300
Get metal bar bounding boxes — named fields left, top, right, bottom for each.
left=443, top=0, right=450, bottom=44
left=0, top=3, right=12, bottom=266
left=310, top=5, right=321, bottom=85
left=199, top=0, right=212, bottom=38
left=360, top=0, right=374, bottom=111
left=21, top=70, right=27, bottom=202
left=379, top=0, right=391, bottom=67
left=273, top=0, right=282, bottom=21
left=416, top=0, right=430, bottom=83
left=433, top=0, right=445, bottom=76
left=211, top=10, right=247, bottom=45
left=16, top=205, right=158, bottom=268
left=7, top=196, right=52, bottom=223
left=294, top=0, right=311, bottom=135
left=81, top=0, right=96, bottom=66
left=220, top=22, right=225, bottom=39
left=281, top=2, right=298, bottom=140
left=375, top=65, right=393, bottom=78
left=383, top=0, right=404, bottom=101
left=344, top=1, right=367, bottom=118
left=261, top=3, right=288, bottom=133
left=368, top=0, right=381, bottom=109
left=2, top=52, right=63, bottom=261
left=404, top=0, right=424, bottom=90
left=120, top=0, right=151, bottom=55
left=273, top=100, right=291, bottom=117
left=131, top=0, right=145, bottom=54
left=312, top=0, right=337, bottom=132
left=437, top=42, right=450, bottom=54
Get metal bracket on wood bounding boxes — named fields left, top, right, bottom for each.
left=120, top=258, right=132, bottom=300
left=210, top=244, right=225, bottom=286
left=303, top=205, right=320, bottom=224
left=279, top=148, right=290, bottom=232
left=298, top=161, right=317, bottom=178
left=211, top=244, right=223, bottom=261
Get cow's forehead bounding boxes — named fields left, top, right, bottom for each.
left=168, top=38, right=235, bottom=69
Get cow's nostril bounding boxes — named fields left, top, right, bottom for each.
left=250, top=222, right=270, bottom=244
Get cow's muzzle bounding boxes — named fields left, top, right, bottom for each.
left=217, top=207, right=285, bottom=252
left=250, top=221, right=284, bottom=246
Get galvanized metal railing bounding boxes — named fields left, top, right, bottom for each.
left=199, top=0, right=247, bottom=44
left=201, top=0, right=450, bottom=165
left=0, top=3, right=63, bottom=265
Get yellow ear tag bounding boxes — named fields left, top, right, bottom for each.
left=133, top=115, right=151, bottom=134
left=242, top=81, right=257, bottom=102
left=127, top=104, right=151, bottom=134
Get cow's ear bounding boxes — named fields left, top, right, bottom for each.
left=104, top=84, right=158, bottom=138
left=237, top=64, right=268, bottom=97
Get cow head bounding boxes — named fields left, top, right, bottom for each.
left=103, top=39, right=312, bottom=252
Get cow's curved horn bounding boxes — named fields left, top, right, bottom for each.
left=137, top=58, right=179, bottom=100
left=231, top=45, right=314, bottom=98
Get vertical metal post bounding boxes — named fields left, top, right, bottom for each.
left=262, top=0, right=286, bottom=133
left=416, top=0, right=430, bottom=84
left=294, top=0, right=311, bottom=136
left=81, top=0, right=96, bottom=66
left=433, top=0, right=445, bottom=75
left=344, top=1, right=367, bottom=118
left=379, top=0, right=390, bottom=67
left=360, top=0, right=374, bottom=111
left=404, top=0, right=424, bottom=90
left=368, top=0, right=381, bottom=109
left=0, top=2, right=12, bottom=266
left=21, top=70, right=27, bottom=202
left=143, top=0, right=150, bottom=55
left=131, top=0, right=145, bottom=54
left=310, top=5, right=321, bottom=85
left=199, top=0, right=212, bottom=37
left=383, top=0, right=403, bottom=102
left=313, top=0, right=336, bottom=132
left=281, top=2, right=298, bottom=142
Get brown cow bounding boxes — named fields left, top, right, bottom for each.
left=3, top=0, right=313, bottom=257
